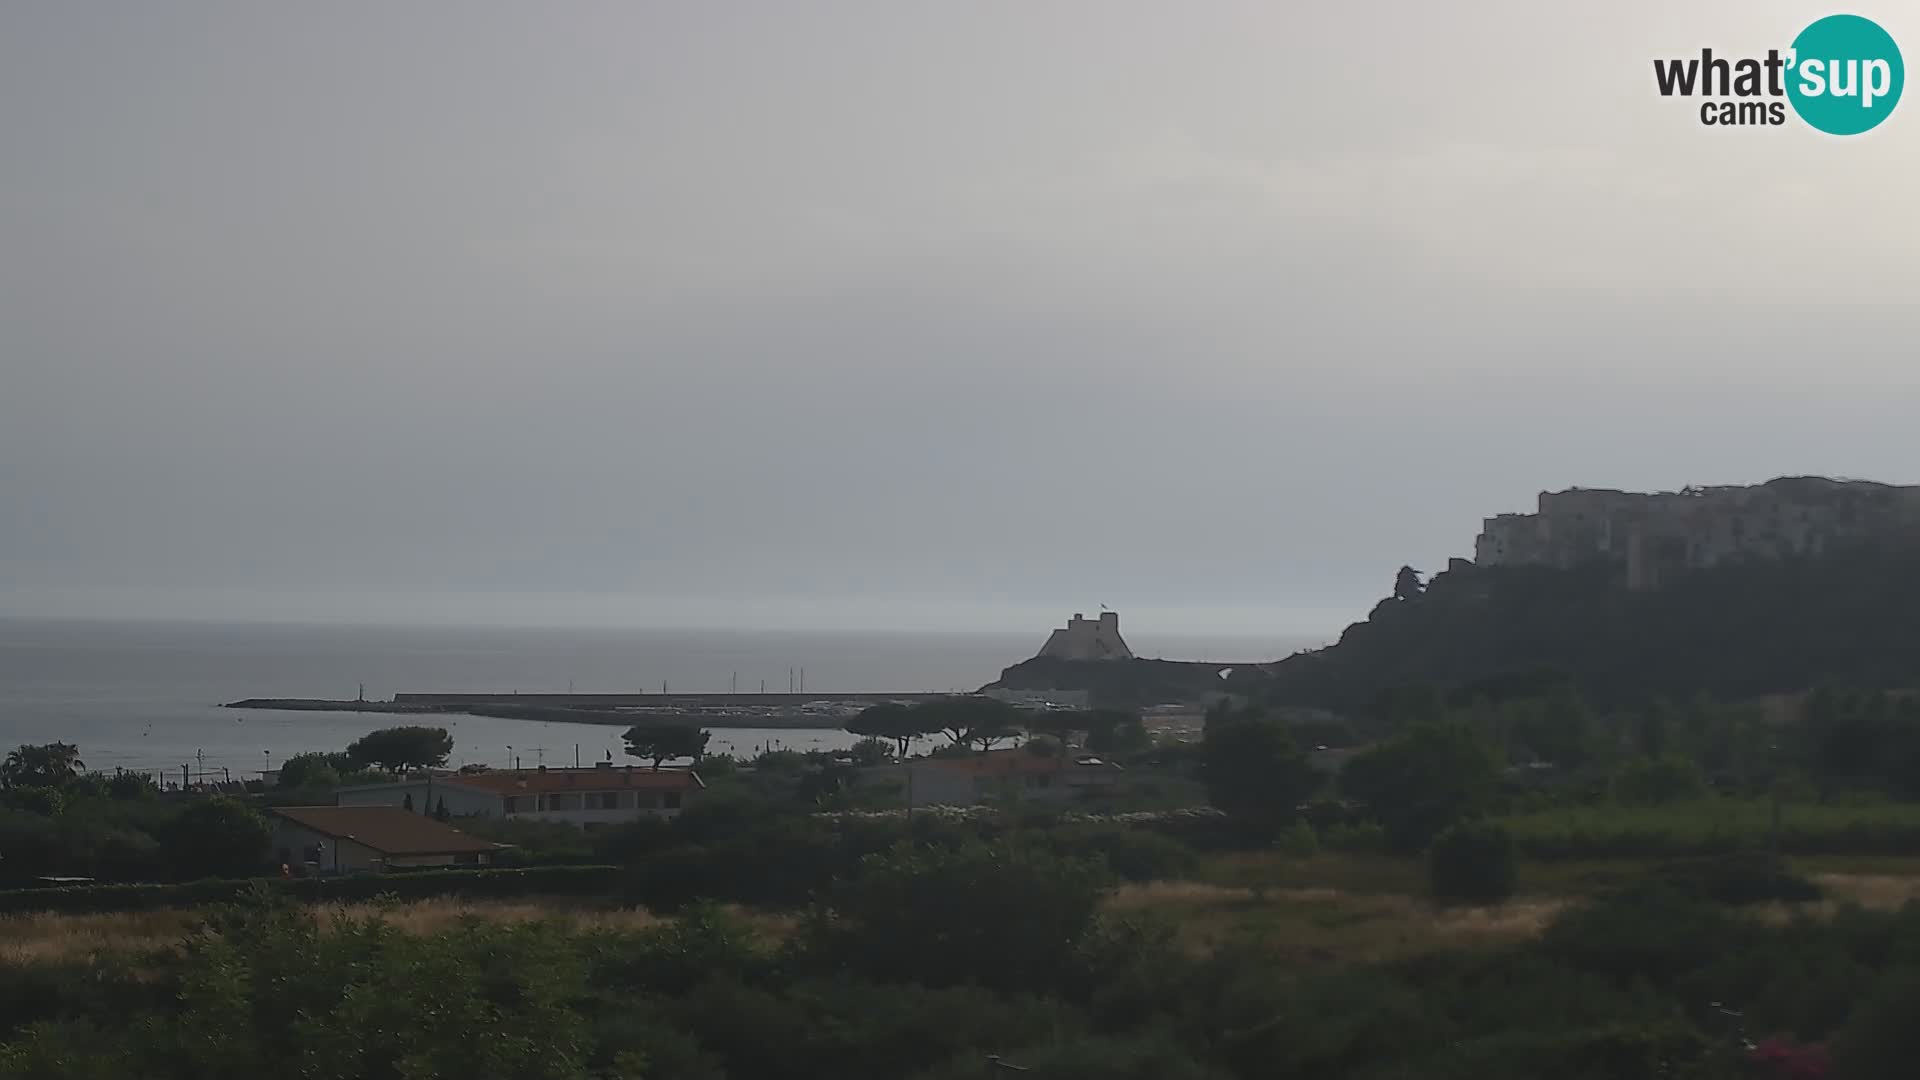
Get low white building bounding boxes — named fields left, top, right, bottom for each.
left=269, top=805, right=505, bottom=874
left=336, top=763, right=704, bottom=825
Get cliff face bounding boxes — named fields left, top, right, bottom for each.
left=1263, top=545, right=1920, bottom=713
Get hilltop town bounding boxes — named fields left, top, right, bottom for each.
left=1475, top=476, right=1920, bottom=589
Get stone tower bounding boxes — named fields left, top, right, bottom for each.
left=1034, top=611, right=1134, bottom=661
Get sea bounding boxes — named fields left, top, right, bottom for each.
left=0, top=618, right=1319, bottom=782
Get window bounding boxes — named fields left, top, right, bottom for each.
left=454, top=853, right=479, bottom=865
left=503, top=796, right=525, bottom=813
left=663, top=792, right=681, bottom=809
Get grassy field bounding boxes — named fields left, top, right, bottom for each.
left=9, top=845, right=1920, bottom=974
left=1108, top=879, right=1566, bottom=965
left=1156, top=849, right=1920, bottom=967
left=0, top=897, right=793, bottom=966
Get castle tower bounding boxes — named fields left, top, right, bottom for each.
left=1034, top=611, right=1134, bottom=661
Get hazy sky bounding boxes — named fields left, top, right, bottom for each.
left=3, top=2, right=1917, bottom=637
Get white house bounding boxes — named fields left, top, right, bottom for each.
left=268, top=805, right=505, bottom=874
left=336, top=763, right=704, bottom=825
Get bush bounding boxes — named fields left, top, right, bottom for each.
left=807, top=841, right=1110, bottom=992
left=1039, top=825, right=1196, bottom=882
left=1650, top=852, right=1822, bottom=906
left=1276, top=820, right=1321, bottom=857
left=161, top=797, right=271, bottom=879
left=1541, top=884, right=1741, bottom=985
left=1323, top=821, right=1389, bottom=853
left=1428, top=822, right=1517, bottom=905
left=1611, top=754, right=1708, bottom=806
left=1831, top=966, right=1920, bottom=1080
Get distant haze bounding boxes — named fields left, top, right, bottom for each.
left=3, top=2, right=1916, bottom=637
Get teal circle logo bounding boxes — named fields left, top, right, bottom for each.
left=1786, top=14, right=1904, bottom=135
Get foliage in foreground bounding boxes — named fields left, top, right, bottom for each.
left=1427, top=822, right=1517, bottom=905
left=6, top=836, right=1920, bottom=1079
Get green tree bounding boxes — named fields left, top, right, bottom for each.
left=344, top=726, right=453, bottom=773
left=1024, top=735, right=1063, bottom=758
left=275, top=751, right=358, bottom=789
left=623, top=724, right=710, bottom=769
left=1, top=743, right=84, bottom=789
left=162, top=797, right=271, bottom=879
left=106, top=770, right=156, bottom=800
left=1831, top=967, right=1920, bottom=1080
left=1394, top=565, right=1425, bottom=602
left=813, top=840, right=1110, bottom=993
left=846, top=703, right=929, bottom=758
left=1341, top=722, right=1502, bottom=852
left=1428, top=821, right=1518, bottom=904
left=846, top=737, right=894, bottom=767
left=1085, top=712, right=1152, bottom=756
left=1611, top=754, right=1708, bottom=805
left=1025, top=709, right=1096, bottom=751
left=918, top=698, right=1025, bottom=751
left=1200, top=706, right=1320, bottom=828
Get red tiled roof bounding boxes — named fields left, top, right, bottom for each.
left=439, top=766, right=703, bottom=796
left=918, top=751, right=1122, bottom=776
left=269, top=806, right=503, bottom=857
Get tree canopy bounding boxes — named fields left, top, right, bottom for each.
left=163, top=796, right=271, bottom=879
left=344, top=727, right=453, bottom=773
left=623, top=724, right=710, bottom=769
left=1, top=743, right=85, bottom=789
left=845, top=703, right=928, bottom=758
left=1200, top=704, right=1320, bottom=827
left=1340, top=722, right=1502, bottom=852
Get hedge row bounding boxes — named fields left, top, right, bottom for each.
left=1507, top=822, right=1920, bottom=860
left=0, top=864, right=623, bottom=914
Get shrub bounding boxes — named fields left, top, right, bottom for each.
left=1612, top=754, right=1709, bottom=806
left=1541, top=884, right=1741, bottom=985
left=1040, top=825, right=1196, bottom=882
left=1323, top=821, right=1389, bottom=853
left=161, top=797, right=271, bottom=879
left=808, top=841, right=1110, bottom=992
left=1427, top=822, right=1517, bottom=905
left=1276, top=820, right=1321, bottom=857
left=1650, top=852, right=1822, bottom=906
left=1830, top=967, right=1920, bottom=1080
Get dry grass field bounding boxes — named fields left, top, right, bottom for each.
left=0, top=897, right=793, bottom=966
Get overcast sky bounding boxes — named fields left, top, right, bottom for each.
left=3, top=2, right=1917, bottom=636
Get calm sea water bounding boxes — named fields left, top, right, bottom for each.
left=0, top=618, right=1315, bottom=780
